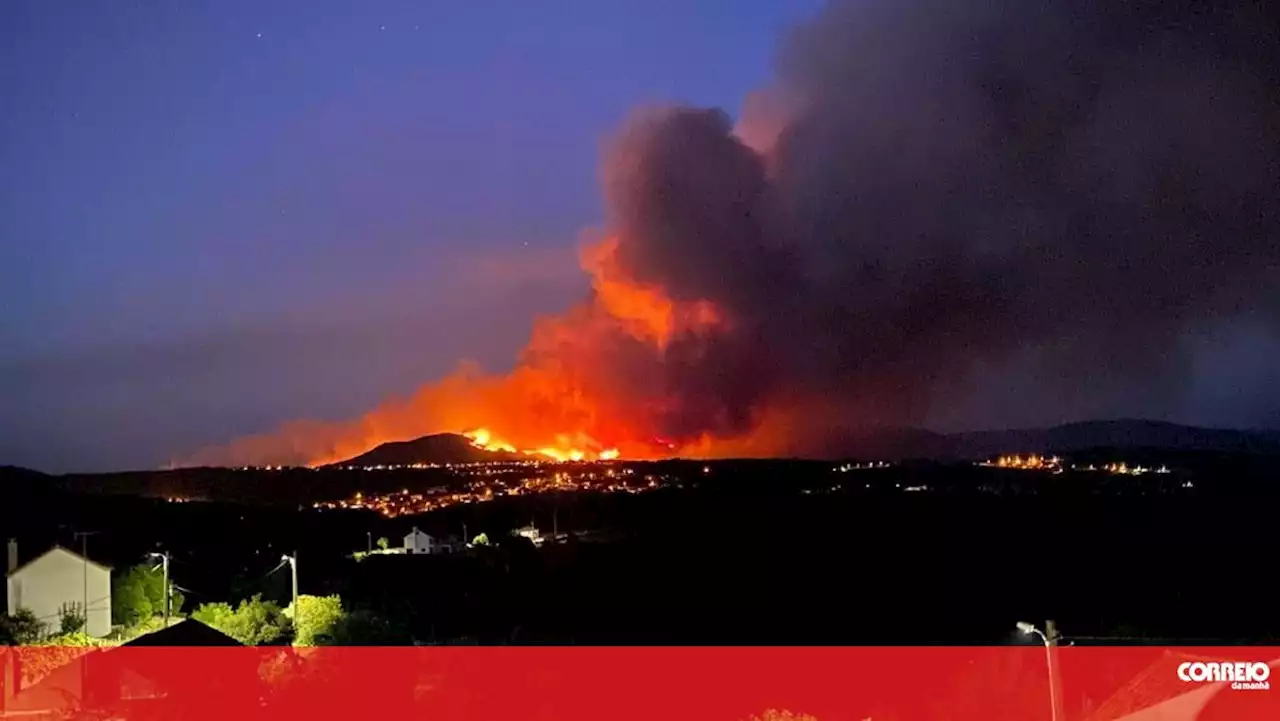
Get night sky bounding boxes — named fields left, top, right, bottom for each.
left=1, top=0, right=820, bottom=471
left=3, top=0, right=1277, bottom=473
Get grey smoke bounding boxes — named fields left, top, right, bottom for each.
left=598, top=0, right=1280, bottom=451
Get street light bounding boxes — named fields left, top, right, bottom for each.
left=1017, top=621, right=1044, bottom=641
left=282, top=554, right=298, bottom=613
left=147, top=552, right=171, bottom=628
left=1018, top=621, right=1062, bottom=721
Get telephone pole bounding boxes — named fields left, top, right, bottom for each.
left=148, top=552, right=171, bottom=627
left=72, top=531, right=99, bottom=631
left=1045, top=620, right=1064, bottom=721
left=1017, top=620, right=1063, bottom=721
left=282, top=553, right=298, bottom=611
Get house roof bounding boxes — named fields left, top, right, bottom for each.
left=6, top=544, right=113, bottom=577
left=122, top=619, right=244, bottom=646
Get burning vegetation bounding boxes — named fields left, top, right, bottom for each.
left=462, top=428, right=618, bottom=464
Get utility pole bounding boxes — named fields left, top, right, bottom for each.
left=1045, top=620, right=1064, bottom=721
left=367, top=532, right=372, bottom=553
left=72, top=531, right=98, bottom=632
left=1017, top=621, right=1064, bottom=721
left=148, top=552, right=170, bottom=627
left=283, top=553, right=298, bottom=611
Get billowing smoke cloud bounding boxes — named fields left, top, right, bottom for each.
left=188, top=0, right=1280, bottom=466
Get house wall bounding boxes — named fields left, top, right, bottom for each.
left=404, top=531, right=434, bottom=554
left=7, top=549, right=112, bottom=637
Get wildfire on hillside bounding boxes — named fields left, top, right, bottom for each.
left=278, top=227, right=785, bottom=469
left=462, top=427, right=620, bottom=463
left=180, top=0, right=1280, bottom=471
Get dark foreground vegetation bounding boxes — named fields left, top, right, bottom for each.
left=3, top=450, right=1279, bottom=645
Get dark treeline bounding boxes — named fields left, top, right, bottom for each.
left=2, top=453, right=1278, bottom=644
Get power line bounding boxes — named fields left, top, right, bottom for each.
left=170, top=582, right=206, bottom=598
left=260, top=557, right=289, bottom=580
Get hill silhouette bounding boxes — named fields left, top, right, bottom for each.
left=2, top=421, right=1277, bottom=505
left=329, top=433, right=522, bottom=467
left=329, top=420, right=1280, bottom=466
left=933, top=419, right=1280, bottom=460
left=726, top=419, right=1280, bottom=461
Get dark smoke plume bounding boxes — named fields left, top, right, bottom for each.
left=192, top=0, right=1280, bottom=466
left=604, top=0, right=1280, bottom=452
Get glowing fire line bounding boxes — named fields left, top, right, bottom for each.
left=464, top=428, right=619, bottom=463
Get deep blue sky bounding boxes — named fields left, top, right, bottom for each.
left=4, top=1, right=1277, bottom=473
left=0, top=0, right=825, bottom=472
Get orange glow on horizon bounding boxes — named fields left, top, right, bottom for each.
left=192, top=214, right=805, bottom=471
left=275, top=234, right=754, bottom=469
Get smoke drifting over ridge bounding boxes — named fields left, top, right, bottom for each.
left=189, top=0, right=1280, bottom=467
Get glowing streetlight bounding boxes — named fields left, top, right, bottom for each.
left=147, top=552, right=171, bottom=627
left=1016, top=621, right=1044, bottom=640
left=1018, top=621, right=1062, bottom=721
left=282, top=553, right=298, bottom=613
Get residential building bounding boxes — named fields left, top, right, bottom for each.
left=404, top=527, right=435, bottom=555
left=513, top=524, right=542, bottom=545
left=6, top=539, right=113, bottom=637
left=123, top=618, right=243, bottom=646
left=5, top=620, right=250, bottom=717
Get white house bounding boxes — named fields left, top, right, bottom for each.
left=403, top=527, right=436, bottom=555
left=513, top=524, right=543, bottom=546
left=7, top=539, right=113, bottom=638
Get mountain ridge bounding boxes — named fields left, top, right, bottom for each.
left=328, top=419, right=1280, bottom=467
left=328, top=433, right=523, bottom=467
left=3, top=420, right=1278, bottom=478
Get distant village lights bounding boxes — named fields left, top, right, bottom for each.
left=979, top=455, right=1171, bottom=476
left=833, top=461, right=892, bottom=472
left=981, top=454, right=1064, bottom=473
left=313, top=464, right=663, bottom=519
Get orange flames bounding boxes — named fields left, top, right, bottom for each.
left=225, top=232, right=752, bottom=470
left=184, top=227, right=812, bottom=470
left=580, top=236, right=724, bottom=349
left=185, top=115, right=800, bottom=471
left=462, top=427, right=619, bottom=463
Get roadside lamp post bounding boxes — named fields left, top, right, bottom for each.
left=282, top=554, right=298, bottom=612
left=147, top=552, right=171, bottom=627
left=1017, top=621, right=1063, bottom=721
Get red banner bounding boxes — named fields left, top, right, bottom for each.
left=1, top=646, right=1276, bottom=720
